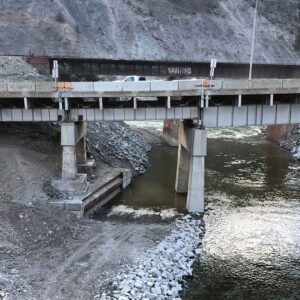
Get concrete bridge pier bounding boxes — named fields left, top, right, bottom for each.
left=175, top=120, right=207, bottom=213
left=163, top=120, right=179, bottom=146
left=76, top=123, right=96, bottom=168
left=52, top=122, right=89, bottom=194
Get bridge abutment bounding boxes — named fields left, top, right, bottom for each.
left=52, top=122, right=89, bottom=194
left=175, top=120, right=207, bottom=213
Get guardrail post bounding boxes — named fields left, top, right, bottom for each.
left=238, top=95, right=242, bottom=107
left=270, top=94, right=274, bottom=106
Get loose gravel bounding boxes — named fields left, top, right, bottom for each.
left=97, top=214, right=204, bottom=300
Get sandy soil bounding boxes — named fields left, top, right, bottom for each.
left=0, top=126, right=173, bottom=300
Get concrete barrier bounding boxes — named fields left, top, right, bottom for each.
left=35, top=82, right=57, bottom=92
left=250, top=79, right=283, bottom=89
left=151, top=80, right=178, bottom=91
left=282, top=79, right=300, bottom=88
left=94, top=82, right=122, bottom=92
left=7, top=82, right=35, bottom=92
left=0, top=83, right=8, bottom=92
left=72, top=82, right=94, bottom=92
left=178, top=80, right=202, bottom=90
left=222, top=79, right=249, bottom=89
left=122, top=81, right=151, bottom=92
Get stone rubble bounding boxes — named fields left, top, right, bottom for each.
left=88, top=122, right=151, bottom=175
left=97, top=214, right=205, bottom=300
left=279, top=125, right=300, bottom=160
left=0, top=56, right=47, bottom=82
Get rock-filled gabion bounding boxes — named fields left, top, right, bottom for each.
left=88, top=122, right=151, bottom=175
left=98, top=214, right=204, bottom=300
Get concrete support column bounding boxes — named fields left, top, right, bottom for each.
left=175, top=120, right=207, bottom=213
left=175, top=145, right=190, bottom=192
left=77, top=137, right=87, bottom=165
left=187, top=156, right=205, bottom=212
left=163, top=120, right=179, bottom=146
left=52, top=122, right=89, bottom=194
left=76, top=122, right=95, bottom=168
left=61, top=122, right=77, bottom=176
left=62, top=145, right=77, bottom=179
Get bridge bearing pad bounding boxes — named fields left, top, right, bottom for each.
left=51, top=174, right=89, bottom=195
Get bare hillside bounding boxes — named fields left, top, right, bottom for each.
left=0, top=0, right=300, bottom=63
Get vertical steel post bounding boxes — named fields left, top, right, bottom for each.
left=249, top=0, right=259, bottom=81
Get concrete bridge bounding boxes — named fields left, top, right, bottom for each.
left=1, top=78, right=300, bottom=213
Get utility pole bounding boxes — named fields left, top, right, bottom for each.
left=249, top=0, right=259, bottom=81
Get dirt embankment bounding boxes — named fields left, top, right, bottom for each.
left=0, top=122, right=171, bottom=300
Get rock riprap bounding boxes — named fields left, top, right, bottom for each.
left=97, top=214, right=204, bottom=300
left=88, top=122, right=151, bottom=175
left=279, top=126, right=300, bottom=160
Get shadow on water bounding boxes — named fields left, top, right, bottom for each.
left=114, top=144, right=187, bottom=211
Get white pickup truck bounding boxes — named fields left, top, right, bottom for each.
left=123, top=75, right=146, bottom=82
left=119, top=76, right=157, bottom=101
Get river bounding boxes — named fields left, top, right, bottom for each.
left=116, top=123, right=300, bottom=300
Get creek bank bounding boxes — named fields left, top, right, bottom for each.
left=97, top=214, right=205, bottom=300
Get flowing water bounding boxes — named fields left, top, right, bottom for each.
left=117, top=123, right=300, bottom=300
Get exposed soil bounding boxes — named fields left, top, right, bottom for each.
left=0, top=123, right=173, bottom=300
